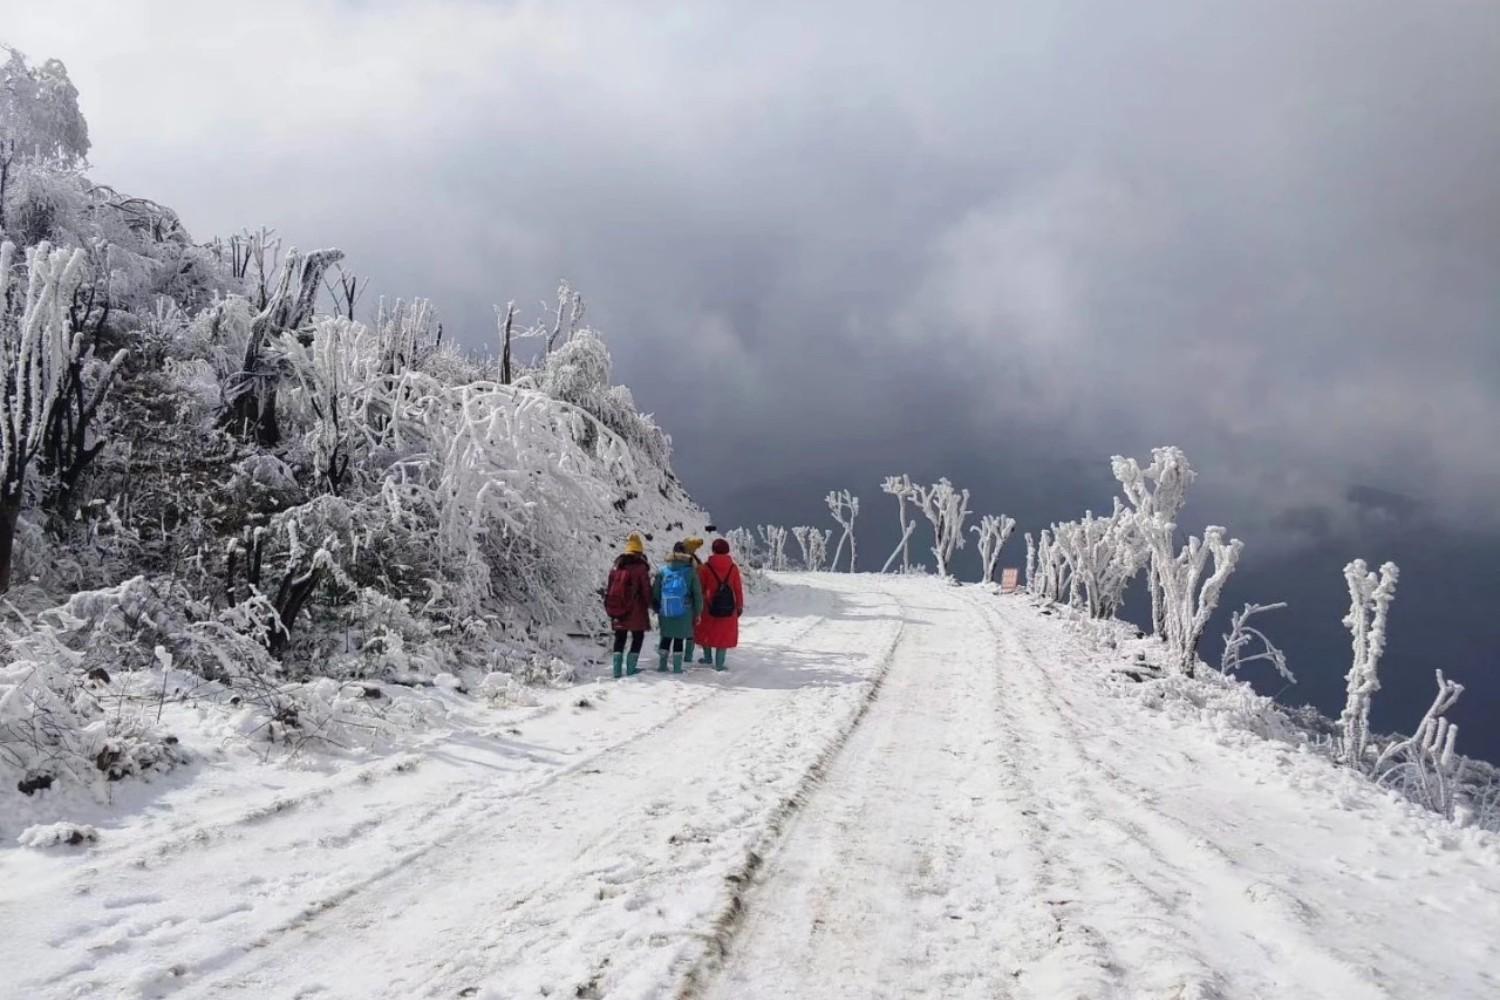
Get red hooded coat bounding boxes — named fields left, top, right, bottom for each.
left=694, top=552, right=744, bottom=648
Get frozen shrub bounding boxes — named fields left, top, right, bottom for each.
left=792, top=526, right=831, bottom=571
left=1374, top=670, right=1464, bottom=819
left=757, top=525, right=789, bottom=571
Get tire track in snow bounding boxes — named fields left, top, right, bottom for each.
left=163, top=583, right=900, bottom=999
left=672, top=579, right=910, bottom=1000
left=965, top=589, right=1394, bottom=999
left=693, top=579, right=1042, bottom=1000
left=11, top=590, right=843, bottom=1000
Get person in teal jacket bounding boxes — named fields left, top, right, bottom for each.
left=652, top=542, right=704, bottom=673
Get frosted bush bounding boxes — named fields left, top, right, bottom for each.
left=17, top=821, right=98, bottom=848
left=1051, top=501, right=1145, bottom=618
left=792, top=526, right=831, bottom=571
left=1374, top=670, right=1464, bottom=819
left=726, top=527, right=760, bottom=568
left=0, top=608, right=184, bottom=799
left=1113, top=447, right=1196, bottom=637
left=757, top=525, right=789, bottom=571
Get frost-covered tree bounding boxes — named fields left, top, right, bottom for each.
left=910, top=478, right=971, bottom=579
left=1337, top=559, right=1399, bottom=770
left=1139, top=518, right=1242, bottom=675
left=792, top=525, right=831, bottom=571
left=757, top=525, right=789, bottom=571
left=726, top=527, right=759, bottom=568
left=1050, top=501, right=1147, bottom=619
left=1112, top=447, right=1196, bottom=637
left=971, top=514, right=1016, bottom=585
left=0, top=242, right=122, bottom=591
left=825, top=490, right=859, bottom=572
left=1, top=48, right=90, bottom=232
left=1032, top=527, right=1072, bottom=604
left=1024, top=532, right=1037, bottom=591
left=1219, top=602, right=1294, bottom=683
left=880, top=475, right=916, bottom=573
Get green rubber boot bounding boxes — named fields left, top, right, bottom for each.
left=698, top=645, right=714, bottom=664
left=612, top=652, right=624, bottom=679
left=657, top=650, right=669, bottom=672
left=672, top=652, right=684, bottom=674
left=684, top=640, right=696, bottom=664
left=625, top=652, right=641, bottom=676
left=714, top=648, right=728, bottom=672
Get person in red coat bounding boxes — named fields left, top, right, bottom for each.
left=606, top=533, right=653, bottom=677
left=694, top=538, right=745, bottom=671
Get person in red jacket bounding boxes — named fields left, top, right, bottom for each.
left=605, top=533, right=653, bottom=677
left=694, top=538, right=745, bottom=671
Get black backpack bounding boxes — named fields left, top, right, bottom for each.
left=705, top=563, right=737, bottom=618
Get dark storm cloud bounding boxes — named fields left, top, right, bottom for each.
left=12, top=2, right=1498, bottom=540
left=10, top=1, right=1500, bottom=747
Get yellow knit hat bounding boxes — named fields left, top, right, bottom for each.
left=624, top=533, right=645, bottom=555
left=684, top=536, right=705, bottom=555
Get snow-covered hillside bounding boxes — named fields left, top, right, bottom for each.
left=3, top=574, right=1495, bottom=999
left=1, top=49, right=712, bottom=837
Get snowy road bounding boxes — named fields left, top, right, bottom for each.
left=4, top=575, right=1499, bottom=999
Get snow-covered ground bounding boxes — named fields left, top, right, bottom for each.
left=4, top=574, right=1498, bottom=999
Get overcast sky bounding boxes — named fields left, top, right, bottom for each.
left=8, top=1, right=1500, bottom=749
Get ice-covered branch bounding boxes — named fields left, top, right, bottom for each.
left=1220, top=602, right=1294, bottom=683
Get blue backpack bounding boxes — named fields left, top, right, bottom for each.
left=660, top=565, right=690, bottom=618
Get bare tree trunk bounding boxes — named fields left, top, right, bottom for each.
left=268, top=561, right=325, bottom=657
left=0, top=492, right=20, bottom=593
left=0, top=153, right=10, bottom=235
left=500, top=301, right=515, bottom=385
